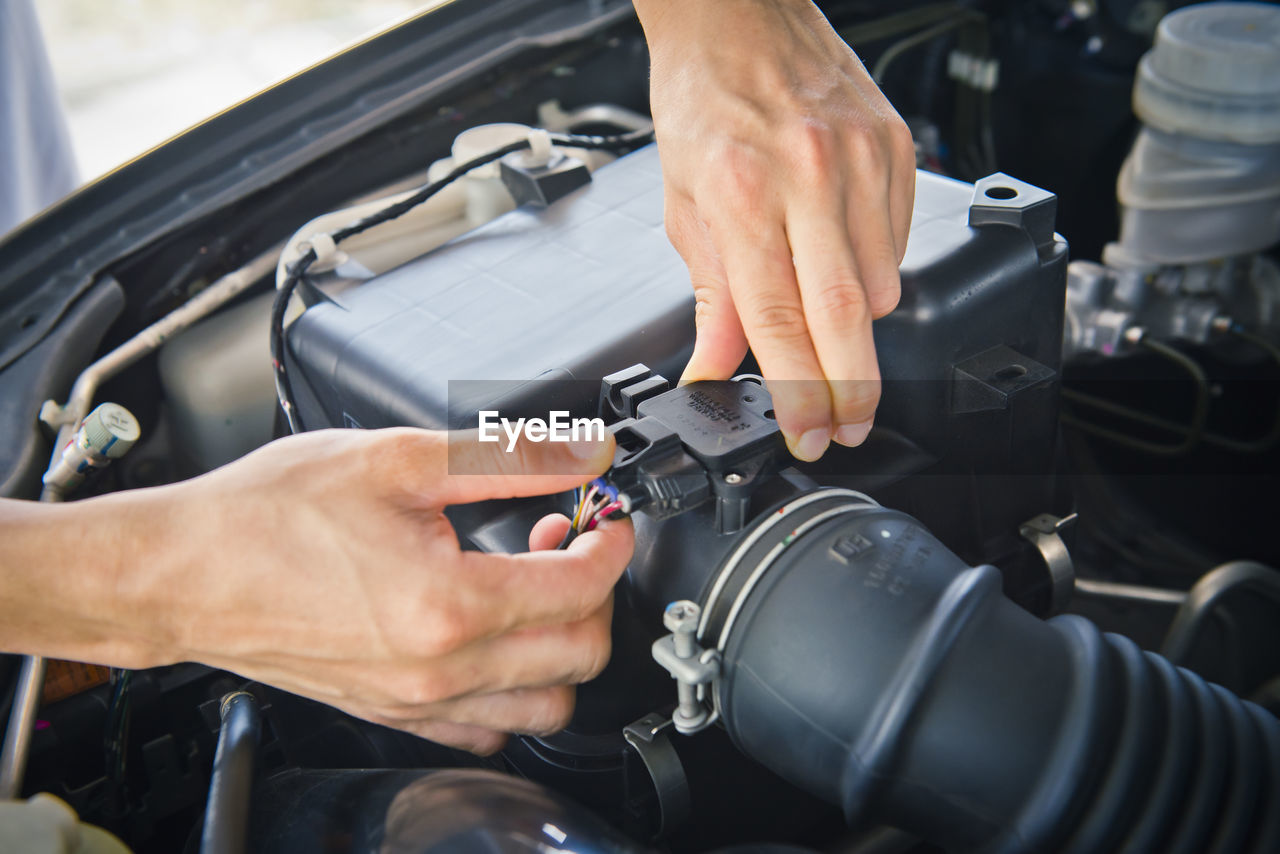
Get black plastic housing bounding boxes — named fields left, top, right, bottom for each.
left=286, top=145, right=1071, bottom=605
left=603, top=376, right=785, bottom=531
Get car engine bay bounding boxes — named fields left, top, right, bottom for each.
left=1, top=1, right=1279, bottom=852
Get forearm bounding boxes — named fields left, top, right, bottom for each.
left=0, top=493, right=179, bottom=669
left=1, top=426, right=631, bottom=753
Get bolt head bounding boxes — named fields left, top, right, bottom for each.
left=724, top=472, right=743, bottom=485
left=664, top=600, right=700, bottom=633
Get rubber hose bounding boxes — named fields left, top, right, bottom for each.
left=201, top=691, right=261, bottom=854
left=709, top=500, right=1280, bottom=854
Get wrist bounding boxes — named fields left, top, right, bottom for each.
left=85, top=487, right=193, bottom=669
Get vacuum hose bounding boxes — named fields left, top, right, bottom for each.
left=201, top=691, right=262, bottom=854
left=699, top=491, right=1280, bottom=853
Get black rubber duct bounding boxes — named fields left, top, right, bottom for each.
left=698, top=490, right=1280, bottom=854
left=201, top=691, right=262, bottom=854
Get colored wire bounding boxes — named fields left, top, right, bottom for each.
left=586, top=501, right=622, bottom=531
left=578, top=485, right=599, bottom=527
left=558, top=477, right=628, bottom=549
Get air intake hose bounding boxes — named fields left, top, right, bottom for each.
left=699, top=490, right=1280, bottom=853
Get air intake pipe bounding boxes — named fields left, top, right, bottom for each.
left=667, top=489, right=1280, bottom=853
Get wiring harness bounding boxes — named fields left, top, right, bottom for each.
left=558, top=476, right=626, bottom=550
left=269, top=127, right=654, bottom=434
left=1062, top=325, right=1280, bottom=457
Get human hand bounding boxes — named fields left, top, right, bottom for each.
left=635, top=0, right=916, bottom=460
left=109, top=428, right=631, bottom=755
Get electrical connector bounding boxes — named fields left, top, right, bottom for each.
left=595, top=366, right=785, bottom=533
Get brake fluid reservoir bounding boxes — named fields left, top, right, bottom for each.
left=1116, top=2, right=1280, bottom=264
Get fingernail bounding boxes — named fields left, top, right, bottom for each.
left=834, top=420, right=873, bottom=447
left=792, top=428, right=830, bottom=462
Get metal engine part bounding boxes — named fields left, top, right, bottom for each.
left=1065, top=2, right=1280, bottom=359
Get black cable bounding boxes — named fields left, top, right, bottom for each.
left=549, top=127, right=655, bottom=152
left=1061, top=336, right=1211, bottom=456
left=1063, top=330, right=1280, bottom=456
left=271, top=128, right=654, bottom=433
left=330, top=129, right=652, bottom=244
left=1204, top=327, right=1280, bottom=454
left=269, top=249, right=316, bottom=434
left=103, top=669, right=134, bottom=815
left=330, top=140, right=530, bottom=244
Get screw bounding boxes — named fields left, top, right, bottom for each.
left=724, top=472, right=743, bottom=485
left=664, top=601, right=704, bottom=725
left=665, top=600, right=700, bottom=657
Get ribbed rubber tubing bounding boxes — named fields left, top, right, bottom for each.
left=712, top=502, right=1280, bottom=854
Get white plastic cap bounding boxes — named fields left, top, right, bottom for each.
left=78, top=403, right=141, bottom=459
left=451, top=123, right=532, bottom=179
left=0, top=793, right=132, bottom=854
left=1134, top=2, right=1280, bottom=143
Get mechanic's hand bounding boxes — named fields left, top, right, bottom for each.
left=635, top=0, right=915, bottom=460
left=117, top=428, right=630, bottom=755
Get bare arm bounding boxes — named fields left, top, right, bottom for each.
left=0, top=428, right=632, bottom=754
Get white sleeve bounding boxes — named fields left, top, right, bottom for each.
left=0, top=0, right=79, bottom=236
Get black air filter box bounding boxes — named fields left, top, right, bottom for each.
left=287, top=144, right=1070, bottom=601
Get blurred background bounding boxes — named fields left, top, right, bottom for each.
left=36, top=0, right=431, bottom=181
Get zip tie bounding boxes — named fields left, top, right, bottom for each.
left=522, top=128, right=554, bottom=168
left=301, top=232, right=339, bottom=270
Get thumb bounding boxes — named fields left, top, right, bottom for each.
left=678, top=240, right=749, bottom=384
left=682, top=273, right=749, bottom=385
left=434, top=426, right=614, bottom=505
